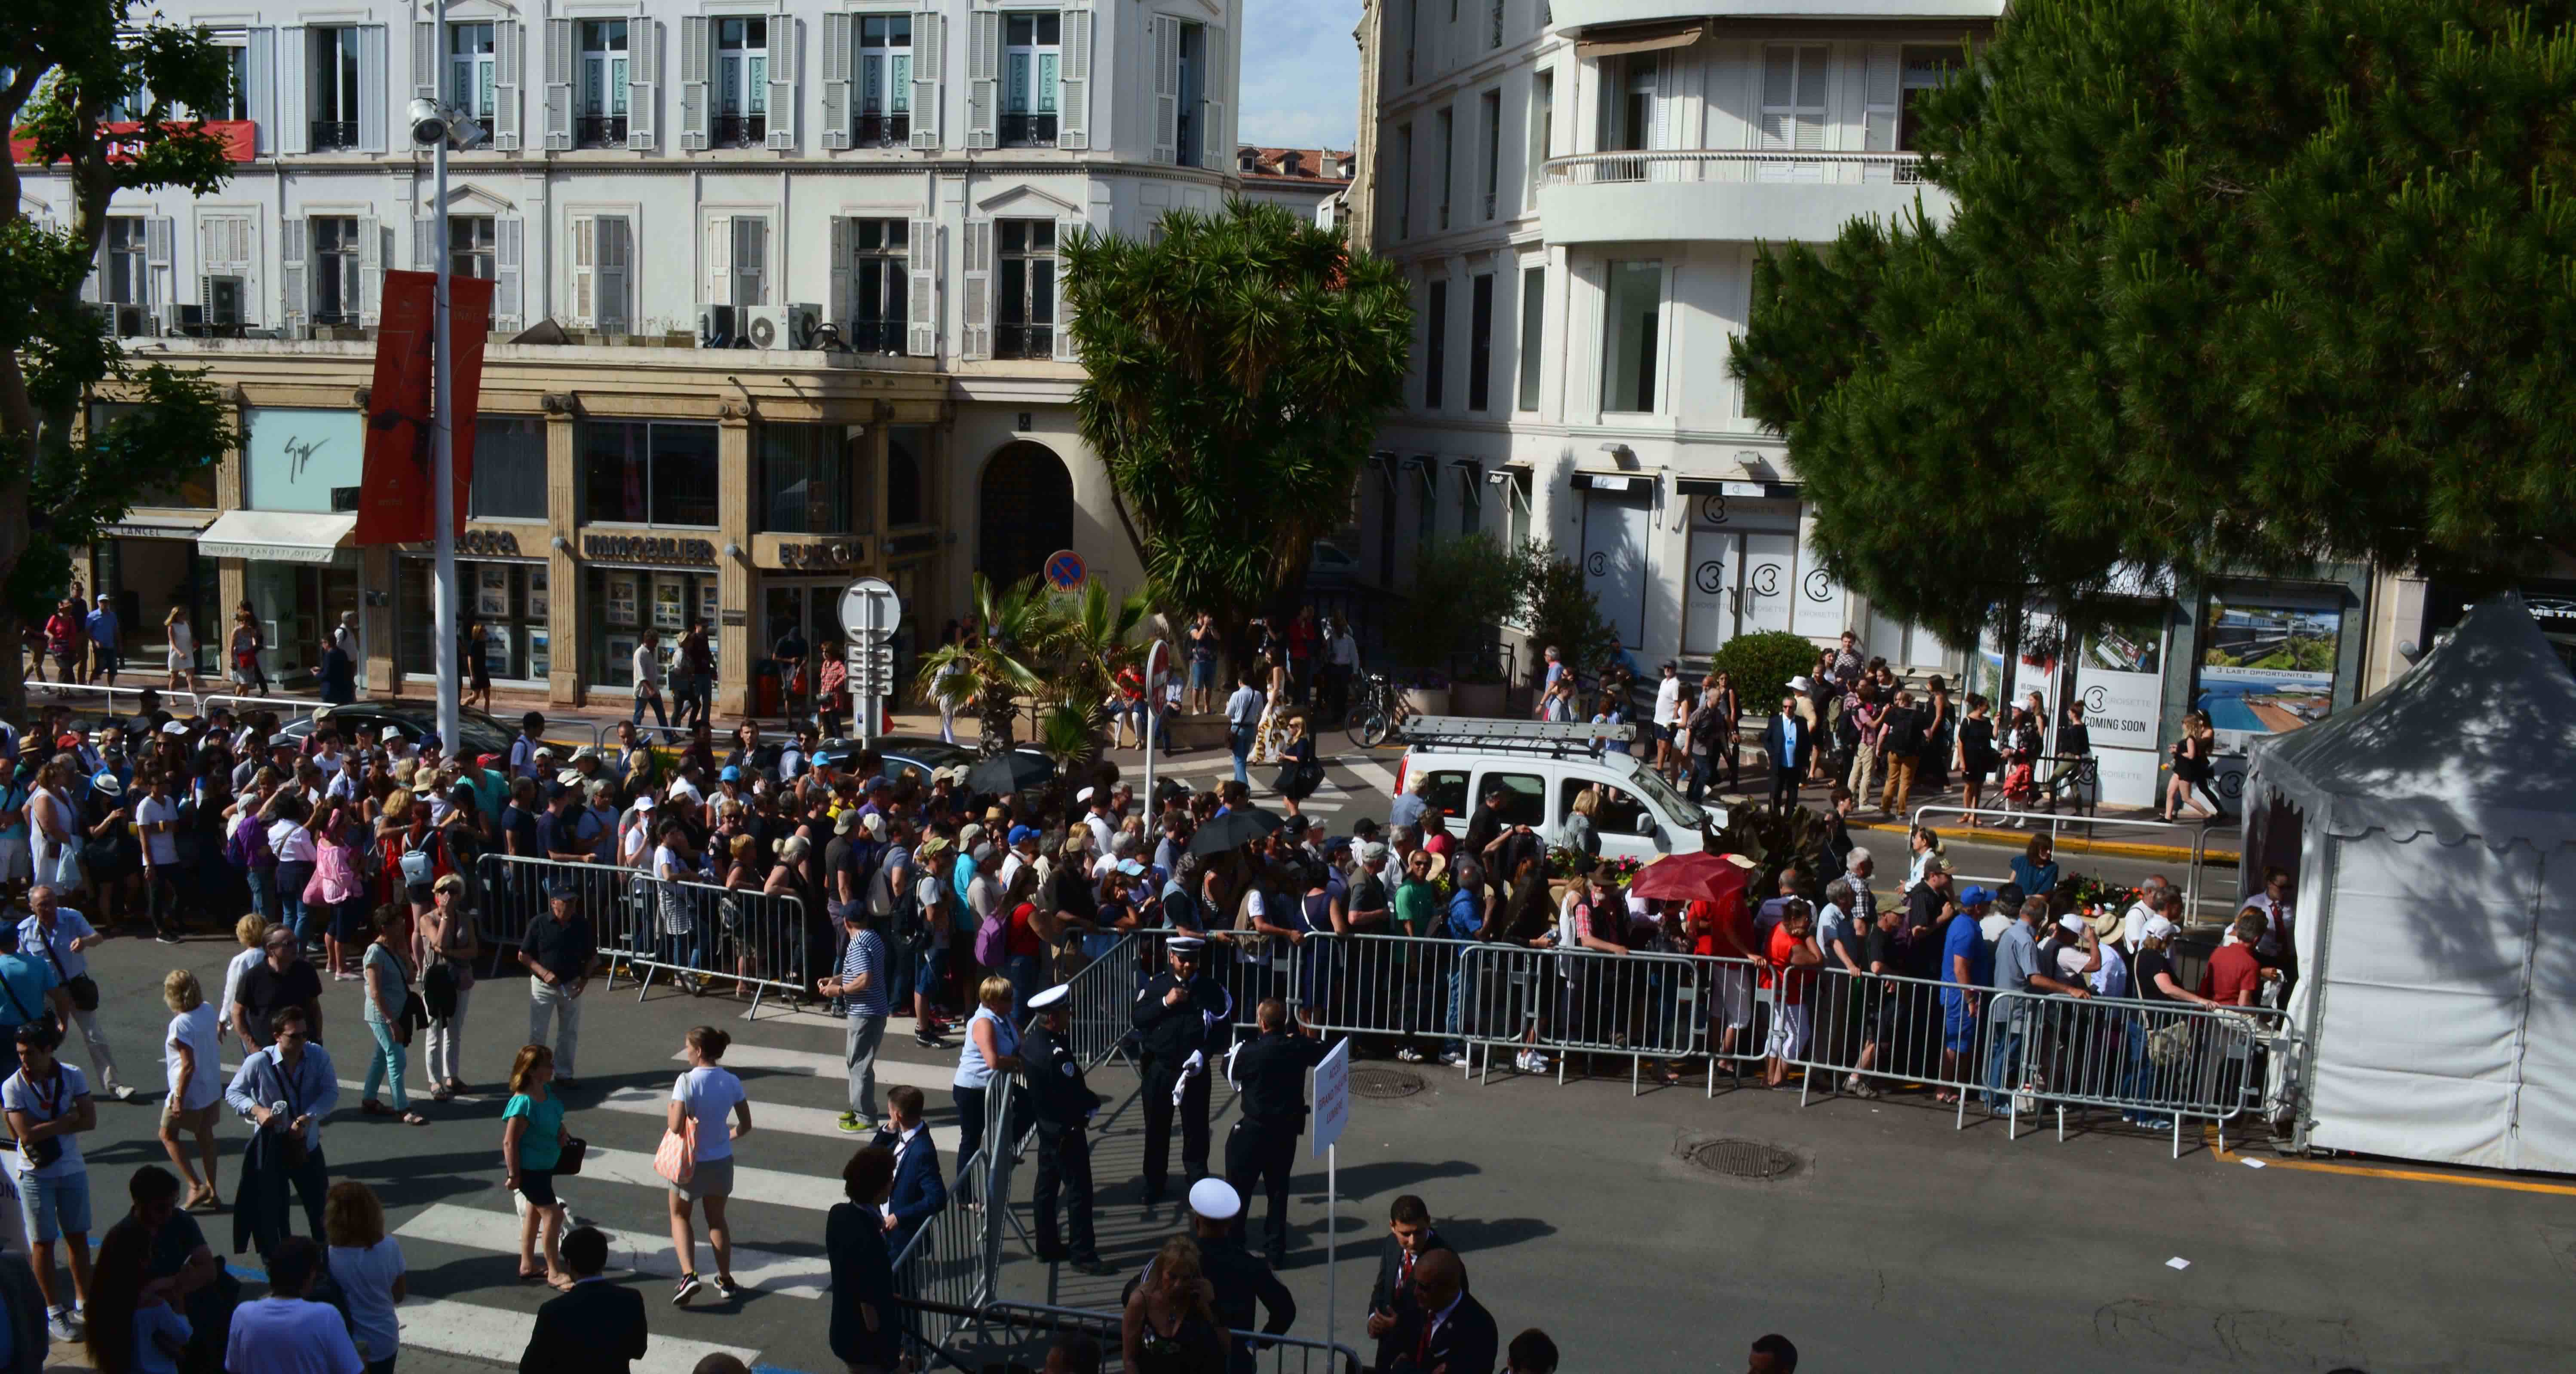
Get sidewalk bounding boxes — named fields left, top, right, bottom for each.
left=1711, top=763, right=2241, bottom=866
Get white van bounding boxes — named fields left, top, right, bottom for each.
left=1393, top=717, right=1721, bottom=864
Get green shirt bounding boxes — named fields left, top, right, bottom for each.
left=504, top=1091, right=566, bottom=1170
left=1393, top=878, right=1441, bottom=939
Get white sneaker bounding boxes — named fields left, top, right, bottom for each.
left=46, top=1309, right=79, bottom=1343
left=1395, top=1046, right=1424, bottom=1063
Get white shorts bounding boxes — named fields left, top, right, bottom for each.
left=1766, top=1001, right=1812, bottom=1060
left=0, top=839, right=28, bottom=886
left=1717, top=965, right=1755, bottom=1031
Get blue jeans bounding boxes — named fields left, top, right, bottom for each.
left=1444, top=963, right=1471, bottom=1058
left=1985, top=1019, right=2026, bottom=1111
left=917, top=945, right=950, bottom=1004
left=1005, top=954, right=1041, bottom=1018
left=632, top=689, right=668, bottom=728
left=1230, top=725, right=1254, bottom=785
left=247, top=866, right=278, bottom=923
left=364, top=1019, right=408, bottom=1111
left=275, top=862, right=316, bottom=946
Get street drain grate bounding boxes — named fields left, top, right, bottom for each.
left=1349, top=1067, right=1428, bottom=1099
left=1686, top=1138, right=1801, bottom=1181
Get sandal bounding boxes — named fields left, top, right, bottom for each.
left=518, top=1267, right=548, bottom=1284
left=430, top=1087, right=454, bottom=1103
left=445, top=1079, right=469, bottom=1096
left=359, top=1099, right=392, bottom=1117
left=547, top=1271, right=579, bottom=1292
left=400, top=1112, right=429, bottom=1126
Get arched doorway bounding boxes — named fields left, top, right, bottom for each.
left=977, top=441, right=1073, bottom=591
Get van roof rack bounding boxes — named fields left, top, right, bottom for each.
left=1395, top=715, right=1644, bottom=757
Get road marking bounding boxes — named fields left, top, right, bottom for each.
left=395, top=1295, right=761, bottom=1374
left=1341, top=756, right=1399, bottom=797
left=396, top=1201, right=832, bottom=1296
left=2208, top=1132, right=2576, bottom=1195
left=678, top=1042, right=956, bottom=1090
left=592, top=1084, right=963, bottom=1154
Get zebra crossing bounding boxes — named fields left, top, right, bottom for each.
left=219, top=1007, right=977, bottom=1374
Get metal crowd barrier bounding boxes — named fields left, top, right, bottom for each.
left=472, top=852, right=822, bottom=1016
left=1059, top=931, right=1145, bottom=1071
left=892, top=1080, right=1015, bottom=1366
left=1908, top=803, right=2237, bottom=918
left=945, top=1301, right=1365, bottom=1374
left=19, top=680, right=329, bottom=728
left=1750, top=963, right=1991, bottom=1122
left=1288, top=930, right=1478, bottom=1057
left=1123, top=927, right=1269, bottom=1035
left=1987, top=990, right=2288, bottom=1157
left=1459, top=942, right=1707, bottom=1094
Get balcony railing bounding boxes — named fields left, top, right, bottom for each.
left=1543, top=148, right=1930, bottom=187
left=577, top=115, right=628, bottom=148
left=999, top=112, right=1057, bottom=147
left=712, top=112, right=767, bottom=147
left=309, top=119, right=359, bottom=150
left=841, top=318, right=908, bottom=355
left=995, top=321, right=1055, bottom=359
left=854, top=112, right=910, bottom=147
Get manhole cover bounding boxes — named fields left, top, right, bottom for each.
left=1349, top=1067, right=1427, bottom=1099
left=1685, top=1138, right=1801, bottom=1181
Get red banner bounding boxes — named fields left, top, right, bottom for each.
left=12, top=119, right=256, bottom=164
left=354, top=270, right=493, bottom=545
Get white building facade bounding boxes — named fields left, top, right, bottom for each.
left=1356, top=0, right=1996, bottom=681
left=37, top=0, right=1241, bottom=713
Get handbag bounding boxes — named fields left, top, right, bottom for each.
left=557, top=1135, right=588, bottom=1176
left=653, top=1111, right=696, bottom=1186
left=302, top=863, right=331, bottom=908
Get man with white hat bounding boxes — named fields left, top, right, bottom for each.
left=1021, top=983, right=1110, bottom=1273
left=1181, top=1177, right=1294, bottom=1374
left=1131, top=935, right=1232, bottom=1212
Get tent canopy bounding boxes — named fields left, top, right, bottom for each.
left=2254, top=592, right=2576, bottom=1174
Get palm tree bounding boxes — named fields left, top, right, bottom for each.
left=1049, top=580, right=1155, bottom=707
left=910, top=575, right=1053, bottom=757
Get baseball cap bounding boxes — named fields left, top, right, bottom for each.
left=1006, top=824, right=1040, bottom=847
left=2139, top=914, right=2177, bottom=944
left=721, top=765, right=742, bottom=782
left=546, top=879, right=581, bottom=901
left=1116, top=859, right=1145, bottom=876
left=1960, top=885, right=1993, bottom=907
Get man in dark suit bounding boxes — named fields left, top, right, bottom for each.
left=1384, top=1249, right=1496, bottom=1374
left=1763, top=692, right=1809, bottom=812
left=871, top=1084, right=948, bottom=1258
left=1365, top=1195, right=1454, bottom=1374
left=519, top=1227, right=647, bottom=1374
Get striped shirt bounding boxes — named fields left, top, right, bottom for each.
left=838, top=928, right=890, bottom=1019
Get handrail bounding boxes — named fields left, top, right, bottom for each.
left=1910, top=802, right=2237, bottom=916
left=1543, top=147, right=1930, bottom=186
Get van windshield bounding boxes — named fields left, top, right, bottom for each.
left=1610, top=752, right=1707, bottom=830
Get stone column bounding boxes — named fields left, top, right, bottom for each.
left=545, top=397, right=581, bottom=706
left=716, top=404, right=753, bottom=718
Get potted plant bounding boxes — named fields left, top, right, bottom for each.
left=1451, top=658, right=1508, bottom=717
left=1399, top=667, right=1451, bottom=719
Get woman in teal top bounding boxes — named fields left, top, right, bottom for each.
left=502, top=1044, right=574, bottom=1289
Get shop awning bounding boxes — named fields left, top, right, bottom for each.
left=196, top=509, right=358, bottom=565
left=1576, top=21, right=1704, bottom=58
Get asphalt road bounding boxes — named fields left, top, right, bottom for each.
left=37, top=916, right=2576, bottom=1374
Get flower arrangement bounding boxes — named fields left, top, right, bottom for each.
left=1546, top=848, right=1644, bottom=885
left=2059, top=872, right=2140, bottom=914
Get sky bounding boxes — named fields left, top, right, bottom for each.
left=1238, top=0, right=1366, bottom=150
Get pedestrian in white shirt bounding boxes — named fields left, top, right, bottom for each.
left=632, top=629, right=670, bottom=731
left=6, top=1022, right=98, bottom=1340
left=218, top=914, right=269, bottom=1040
left=1652, top=660, right=1686, bottom=783
left=224, top=1237, right=362, bottom=1374
left=157, top=970, right=224, bottom=1211
left=134, top=771, right=186, bottom=944
left=22, top=886, right=131, bottom=1099
left=2120, top=874, right=2168, bottom=952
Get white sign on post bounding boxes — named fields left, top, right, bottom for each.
left=839, top=577, right=902, bottom=743
left=1310, top=1037, right=1350, bottom=1158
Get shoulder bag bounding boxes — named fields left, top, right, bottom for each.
left=653, top=1103, right=697, bottom=1186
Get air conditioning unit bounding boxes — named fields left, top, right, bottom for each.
left=112, top=303, right=152, bottom=337
left=697, top=303, right=739, bottom=348
left=739, top=303, right=822, bottom=350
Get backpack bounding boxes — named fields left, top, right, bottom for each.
left=398, top=830, right=436, bottom=887
left=1883, top=707, right=1924, bottom=757
left=973, top=908, right=1010, bottom=967
left=224, top=814, right=272, bottom=871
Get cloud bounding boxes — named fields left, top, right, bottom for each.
left=1238, top=0, right=1365, bottom=150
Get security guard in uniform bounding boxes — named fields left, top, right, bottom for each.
left=1021, top=984, right=1113, bottom=1274
left=1224, top=997, right=1325, bottom=1265
left=1133, top=933, right=1232, bottom=1210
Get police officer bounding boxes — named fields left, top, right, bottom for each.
left=1021, top=984, right=1112, bottom=1275
left=1132, top=934, right=1232, bottom=1211
left=1124, top=1180, right=1294, bottom=1374
left=1224, top=997, right=1324, bottom=1266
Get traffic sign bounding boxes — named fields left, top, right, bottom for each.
left=1310, top=1037, right=1350, bottom=1158
left=1043, top=548, right=1087, bottom=592
left=838, top=577, right=902, bottom=638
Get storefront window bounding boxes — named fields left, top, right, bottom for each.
left=758, top=423, right=853, bottom=533
left=2197, top=595, right=2343, bottom=749
left=580, top=419, right=719, bottom=527
left=244, top=407, right=365, bottom=512
left=586, top=565, right=718, bottom=688
left=90, top=403, right=218, bottom=508
left=470, top=417, right=549, bottom=520
left=401, top=558, right=549, bottom=681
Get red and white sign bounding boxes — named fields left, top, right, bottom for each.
left=12, top=119, right=257, bottom=165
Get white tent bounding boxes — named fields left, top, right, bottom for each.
left=2252, top=592, right=2576, bottom=1173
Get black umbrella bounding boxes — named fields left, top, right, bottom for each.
left=964, top=749, right=1055, bottom=796
left=1187, top=807, right=1284, bottom=857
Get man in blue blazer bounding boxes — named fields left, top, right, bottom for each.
left=520, top=1227, right=648, bottom=1374
left=1384, top=1249, right=1497, bottom=1374
left=871, top=1084, right=948, bottom=1259
left=1763, top=690, right=1811, bottom=813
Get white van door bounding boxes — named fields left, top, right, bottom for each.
left=1564, top=773, right=1668, bottom=864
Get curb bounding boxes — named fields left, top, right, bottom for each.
left=1846, top=817, right=2239, bottom=867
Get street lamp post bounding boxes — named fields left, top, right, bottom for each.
left=429, top=0, right=460, bottom=755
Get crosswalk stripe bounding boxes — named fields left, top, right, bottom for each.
left=592, top=1084, right=965, bottom=1154
left=565, top=1143, right=924, bottom=1216
left=396, top=1201, right=833, bottom=1297
left=1342, top=756, right=1400, bottom=797
left=394, top=1295, right=761, bottom=1374
left=679, top=1042, right=956, bottom=1091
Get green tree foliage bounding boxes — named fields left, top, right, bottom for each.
left=1510, top=542, right=1621, bottom=689
left=1707, top=630, right=1817, bottom=715
left=1065, top=199, right=1411, bottom=649
left=1728, top=0, right=2576, bottom=647
left=5, top=1, right=244, bottom=712
left=911, top=574, right=1152, bottom=758
left=1383, top=533, right=1521, bottom=673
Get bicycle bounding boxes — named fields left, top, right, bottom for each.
left=1345, top=670, right=1417, bottom=750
